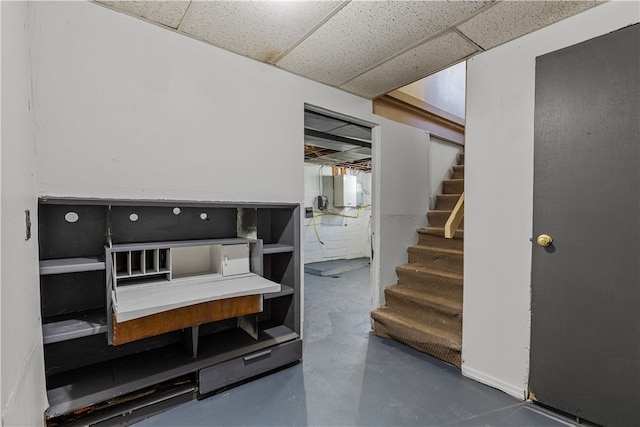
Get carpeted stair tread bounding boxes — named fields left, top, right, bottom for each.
left=452, top=165, right=464, bottom=179
left=397, top=263, right=463, bottom=281
left=385, top=285, right=462, bottom=312
left=417, top=233, right=463, bottom=250
left=426, top=210, right=464, bottom=229
left=409, top=244, right=462, bottom=255
left=417, top=227, right=464, bottom=250
left=371, top=308, right=461, bottom=347
left=383, top=286, right=462, bottom=339
left=436, top=194, right=462, bottom=210
left=395, top=264, right=463, bottom=300
left=371, top=308, right=461, bottom=367
left=442, top=179, right=464, bottom=195
left=417, top=226, right=464, bottom=239
left=407, top=245, right=463, bottom=275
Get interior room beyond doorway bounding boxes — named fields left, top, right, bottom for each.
left=302, top=108, right=374, bottom=274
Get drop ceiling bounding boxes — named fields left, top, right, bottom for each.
left=95, top=0, right=603, bottom=100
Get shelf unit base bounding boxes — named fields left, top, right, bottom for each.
left=45, top=325, right=300, bottom=418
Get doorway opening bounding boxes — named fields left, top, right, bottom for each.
left=302, top=106, right=374, bottom=280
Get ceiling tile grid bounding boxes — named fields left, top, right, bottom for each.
left=457, top=0, right=604, bottom=50
left=276, top=0, right=490, bottom=86
left=340, top=30, right=479, bottom=99
left=182, top=1, right=344, bottom=63
left=94, top=0, right=604, bottom=99
left=98, top=0, right=190, bottom=29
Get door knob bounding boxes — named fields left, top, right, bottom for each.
left=536, top=234, right=553, bottom=247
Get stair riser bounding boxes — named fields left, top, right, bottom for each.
left=452, top=166, right=464, bottom=179
left=408, top=249, right=463, bottom=275
left=417, top=233, right=464, bottom=251
left=372, top=320, right=461, bottom=368
left=443, top=180, right=464, bottom=194
left=427, top=211, right=464, bottom=229
left=396, top=269, right=463, bottom=299
left=384, top=292, right=462, bottom=331
left=436, top=195, right=460, bottom=210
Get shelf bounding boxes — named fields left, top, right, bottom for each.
left=42, top=310, right=107, bottom=344
left=264, top=285, right=294, bottom=300
left=114, top=273, right=281, bottom=322
left=45, top=325, right=300, bottom=417
left=117, top=270, right=169, bottom=280
left=110, top=238, right=257, bottom=251
left=40, top=258, right=105, bottom=275
left=263, top=244, right=295, bottom=254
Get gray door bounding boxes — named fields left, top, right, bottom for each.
left=530, top=24, right=639, bottom=426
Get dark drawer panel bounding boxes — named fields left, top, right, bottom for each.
left=199, top=338, right=301, bottom=394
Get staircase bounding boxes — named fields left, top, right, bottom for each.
left=371, top=156, right=464, bottom=368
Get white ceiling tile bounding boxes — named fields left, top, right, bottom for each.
left=277, top=1, right=489, bottom=86
left=182, top=1, right=343, bottom=63
left=340, top=31, right=478, bottom=99
left=97, top=1, right=190, bottom=29
left=94, top=0, right=603, bottom=101
left=457, top=1, right=604, bottom=50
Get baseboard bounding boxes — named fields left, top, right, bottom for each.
left=462, top=365, right=527, bottom=400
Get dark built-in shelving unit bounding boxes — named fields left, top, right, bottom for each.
left=38, top=198, right=301, bottom=424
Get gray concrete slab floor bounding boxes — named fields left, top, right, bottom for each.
left=304, top=257, right=370, bottom=277
left=134, top=266, right=577, bottom=426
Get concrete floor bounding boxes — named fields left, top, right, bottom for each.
left=135, top=265, right=576, bottom=426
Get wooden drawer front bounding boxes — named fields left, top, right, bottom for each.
left=199, top=339, right=302, bottom=394
left=113, top=295, right=262, bottom=345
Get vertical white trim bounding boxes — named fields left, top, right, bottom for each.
left=370, top=124, right=382, bottom=310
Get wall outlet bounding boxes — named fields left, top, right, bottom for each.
left=305, top=207, right=313, bottom=218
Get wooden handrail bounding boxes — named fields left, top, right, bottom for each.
left=445, top=192, right=464, bottom=239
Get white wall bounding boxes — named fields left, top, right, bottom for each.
left=399, top=61, right=466, bottom=119
left=1, top=2, right=48, bottom=425
left=428, top=137, right=461, bottom=209
left=33, top=2, right=319, bottom=203
left=463, top=1, right=640, bottom=399
left=1, top=1, right=430, bottom=419
left=303, top=165, right=372, bottom=264
left=372, top=118, right=430, bottom=307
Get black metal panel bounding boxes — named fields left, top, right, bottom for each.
left=531, top=24, right=639, bottom=426
left=271, top=208, right=296, bottom=246
left=110, top=206, right=237, bottom=244
left=256, top=208, right=273, bottom=243
left=263, top=252, right=293, bottom=285
left=44, top=332, right=181, bottom=377
left=48, top=378, right=196, bottom=427
left=38, top=204, right=107, bottom=259
left=198, top=339, right=302, bottom=395
left=270, top=295, right=294, bottom=329
left=197, top=318, right=237, bottom=337
left=257, top=207, right=295, bottom=245
left=40, top=271, right=105, bottom=317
